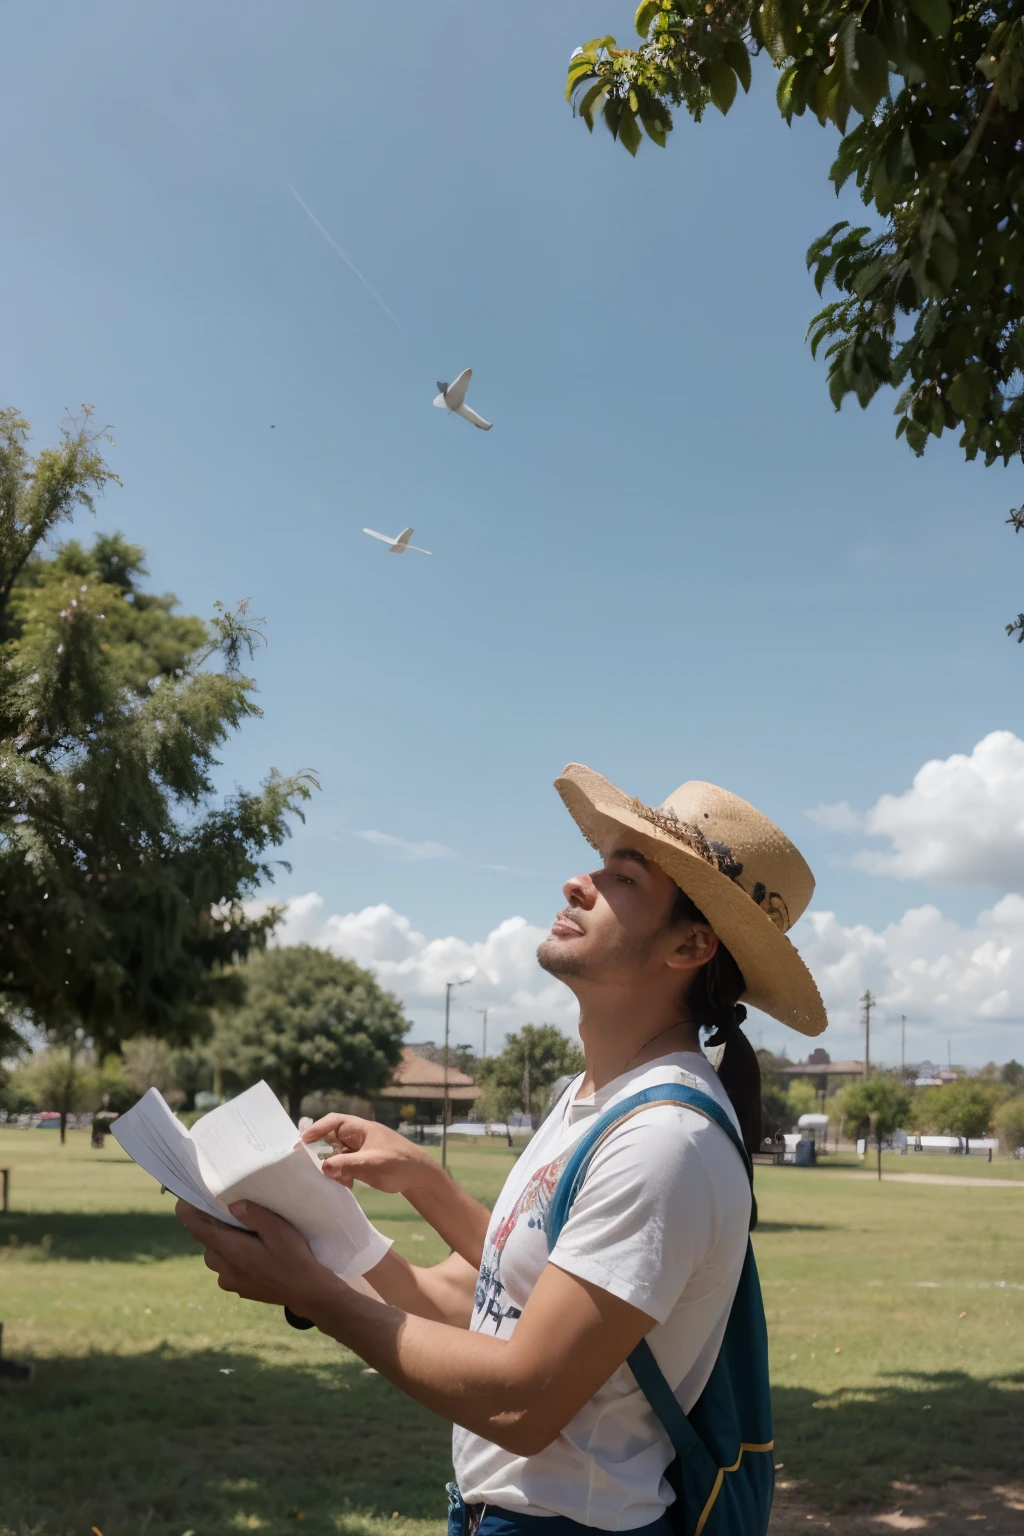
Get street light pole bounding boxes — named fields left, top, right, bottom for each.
left=860, top=990, right=875, bottom=1079
left=442, top=978, right=470, bottom=1172
left=475, top=1008, right=488, bottom=1062
left=901, top=1014, right=906, bottom=1072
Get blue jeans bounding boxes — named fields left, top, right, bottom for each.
left=446, top=1482, right=674, bottom=1536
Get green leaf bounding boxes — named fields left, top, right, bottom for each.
left=567, top=59, right=596, bottom=89
left=853, top=30, right=890, bottom=114
left=723, top=37, right=752, bottom=94
left=908, top=0, right=952, bottom=39
left=777, top=62, right=801, bottom=118
left=618, top=106, right=643, bottom=156
left=928, top=234, right=959, bottom=292
left=708, top=59, right=738, bottom=115
left=636, top=92, right=670, bottom=146
left=905, top=418, right=928, bottom=454
left=576, top=81, right=608, bottom=131
left=634, top=0, right=661, bottom=38
left=807, top=221, right=851, bottom=268
left=947, top=365, right=990, bottom=422
left=852, top=256, right=891, bottom=298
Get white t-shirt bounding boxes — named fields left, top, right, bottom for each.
left=452, top=1052, right=750, bottom=1531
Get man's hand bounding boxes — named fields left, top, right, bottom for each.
left=301, top=1114, right=490, bottom=1271
left=175, top=1199, right=335, bottom=1312
left=301, top=1114, right=439, bottom=1195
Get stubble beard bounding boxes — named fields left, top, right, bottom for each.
left=536, top=936, right=589, bottom=979
left=537, top=924, right=661, bottom=983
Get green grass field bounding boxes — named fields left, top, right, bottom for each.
left=0, top=1128, right=1021, bottom=1536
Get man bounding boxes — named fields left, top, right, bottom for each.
left=178, top=764, right=826, bottom=1535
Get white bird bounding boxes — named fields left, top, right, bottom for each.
left=433, top=368, right=492, bottom=430
left=363, top=527, right=432, bottom=555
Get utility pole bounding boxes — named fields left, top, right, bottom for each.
left=860, top=990, right=875, bottom=1078
left=901, top=1015, right=907, bottom=1073
left=475, top=1008, right=488, bottom=1062
left=442, top=978, right=470, bottom=1172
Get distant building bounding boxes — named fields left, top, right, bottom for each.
left=374, top=1046, right=482, bottom=1127
left=778, top=1047, right=865, bottom=1095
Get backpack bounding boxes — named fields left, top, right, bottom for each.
left=544, top=1082, right=774, bottom=1536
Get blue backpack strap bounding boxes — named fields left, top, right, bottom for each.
left=544, top=1082, right=752, bottom=1464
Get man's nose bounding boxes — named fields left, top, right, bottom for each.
left=563, top=871, right=597, bottom=908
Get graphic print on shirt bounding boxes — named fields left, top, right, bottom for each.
left=474, top=1150, right=571, bottom=1335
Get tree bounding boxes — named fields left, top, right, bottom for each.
left=930, top=1077, right=1000, bottom=1149
left=10, top=1044, right=100, bottom=1142
left=211, top=945, right=408, bottom=1114
left=784, top=1078, right=821, bottom=1125
left=756, top=1048, right=790, bottom=1138
left=120, top=1036, right=180, bottom=1102
left=1001, top=1058, right=1024, bottom=1091
left=839, top=1072, right=912, bottom=1180
left=414, top=1041, right=480, bottom=1076
left=0, top=408, right=316, bottom=1060
left=994, top=1093, right=1024, bottom=1152
left=479, top=1025, right=585, bottom=1126
left=566, top=6, right=1024, bottom=633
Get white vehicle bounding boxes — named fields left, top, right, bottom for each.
left=363, top=527, right=432, bottom=555
left=433, top=367, right=492, bottom=430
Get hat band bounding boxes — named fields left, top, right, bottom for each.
left=627, top=796, right=791, bottom=935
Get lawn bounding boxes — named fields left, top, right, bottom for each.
left=0, top=1128, right=1021, bottom=1536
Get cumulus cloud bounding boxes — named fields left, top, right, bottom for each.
left=808, top=731, right=1024, bottom=888
left=804, top=800, right=862, bottom=833
left=268, top=891, right=1024, bottom=1063
left=787, top=894, right=1024, bottom=1061
left=272, top=894, right=577, bottom=1045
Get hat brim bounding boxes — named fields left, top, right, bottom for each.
left=555, top=764, right=827, bottom=1038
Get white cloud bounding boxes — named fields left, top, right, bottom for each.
left=808, top=732, right=1024, bottom=888
left=355, top=829, right=456, bottom=861
left=272, top=894, right=577, bottom=1046
left=805, top=800, right=862, bottom=833
left=783, top=894, right=1024, bottom=1062
left=269, top=891, right=1024, bottom=1065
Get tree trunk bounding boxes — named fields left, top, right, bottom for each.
left=289, top=1074, right=304, bottom=1119
left=877, top=1135, right=882, bottom=1181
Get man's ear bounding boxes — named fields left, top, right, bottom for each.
left=664, top=924, right=719, bottom=973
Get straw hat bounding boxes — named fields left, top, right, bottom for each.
left=554, top=763, right=827, bottom=1037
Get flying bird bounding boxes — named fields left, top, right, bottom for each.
left=433, top=368, right=492, bottom=430
left=363, top=527, right=432, bottom=555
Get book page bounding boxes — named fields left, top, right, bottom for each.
left=220, top=1148, right=392, bottom=1280
left=189, top=1081, right=391, bottom=1280
left=111, top=1088, right=244, bottom=1227
left=189, top=1081, right=303, bottom=1188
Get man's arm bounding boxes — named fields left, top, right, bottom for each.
left=302, top=1114, right=491, bottom=1268
left=179, top=1200, right=654, bottom=1457
left=364, top=1248, right=478, bottom=1327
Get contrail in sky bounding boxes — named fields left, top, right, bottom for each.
left=285, top=181, right=400, bottom=329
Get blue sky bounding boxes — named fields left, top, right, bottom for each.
left=5, top=1, right=1024, bottom=1066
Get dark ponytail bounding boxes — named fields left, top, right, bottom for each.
left=668, top=886, right=763, bottom=1227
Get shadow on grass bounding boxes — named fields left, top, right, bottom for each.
left=0, top=1342, right=453, bottom=1536
left=772, top=1370, right=1024, bottom=1510
left=754, top=1221, right=837, bottom=1234
left=0, top=1209, right=194, bottom=1262
left=0, top=1202, right=456, bottom=1268
left=2, top=1341, right=1022, bottom=1536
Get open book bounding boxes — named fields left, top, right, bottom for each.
left=112, top=1080, right=391, bottom=1282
